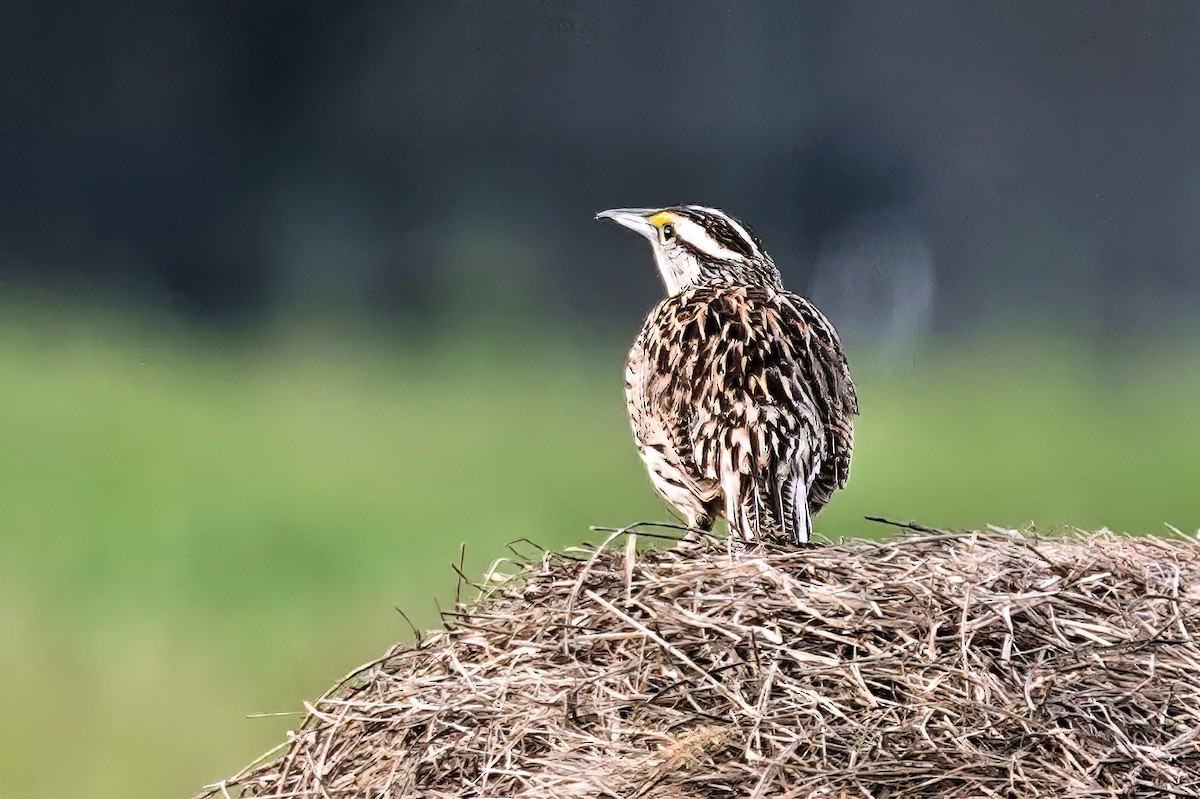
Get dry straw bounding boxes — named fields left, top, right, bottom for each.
left=197, top=521, right=1200, bottom=798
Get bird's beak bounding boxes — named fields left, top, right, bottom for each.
left=595, top=208, right=659, bottom=241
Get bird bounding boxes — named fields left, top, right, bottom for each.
left=596, top=205, right=858, bottom=544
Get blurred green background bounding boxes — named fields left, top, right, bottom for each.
left=1, top=305, right=1196, bottom=798
left=4, top=2, right=1200, bottom=798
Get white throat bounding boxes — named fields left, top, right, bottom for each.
left=653, top=247, right=700, bottom=295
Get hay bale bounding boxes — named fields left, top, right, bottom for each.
left=198, top=525, right=1200, bottom=798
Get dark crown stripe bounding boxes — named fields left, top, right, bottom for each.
left=671, top=206, right=762, bottom=259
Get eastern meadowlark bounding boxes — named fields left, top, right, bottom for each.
left=597, top=205, right=858, bottom=544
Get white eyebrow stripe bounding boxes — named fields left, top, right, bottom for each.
left=718, top=212, right=761, bottom=257
left=683, top=206, right=762, bottom=258
left=673, top=216, right=741, bottom=261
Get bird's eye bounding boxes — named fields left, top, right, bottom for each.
left=661, top=224, right=675, bottom=241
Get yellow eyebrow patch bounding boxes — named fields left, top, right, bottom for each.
left=647, top=211, right=676, bottom=228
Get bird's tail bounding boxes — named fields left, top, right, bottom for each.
left=777, top=464, right=813, bottom=544
left=729, top=461, right=813, bottom=545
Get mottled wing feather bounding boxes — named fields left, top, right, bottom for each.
left=626, top=285, right=857, bottom=542
left=786, top=294, right=858, bottom=509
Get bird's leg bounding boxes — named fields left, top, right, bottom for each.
left=680, top=509, right=715, bottom=543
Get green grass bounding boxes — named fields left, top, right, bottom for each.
left=0, top=307, right=1196, bottom=798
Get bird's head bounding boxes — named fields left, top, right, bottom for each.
left=596, top=205, right=781, bottom=295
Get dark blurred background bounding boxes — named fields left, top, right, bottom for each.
left=2, top=3, right=1199, bottom=798
left=4, top=1, right=1199, bottom=337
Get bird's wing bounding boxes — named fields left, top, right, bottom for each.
left=778, top=291, right=858, bottom=511
left=648, top=285, right=856, bottom=542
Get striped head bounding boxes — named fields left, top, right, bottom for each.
left=596, top=205, right=782, bottom=295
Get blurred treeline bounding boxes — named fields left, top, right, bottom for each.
left=3, top=1, right=1199, bottom=343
